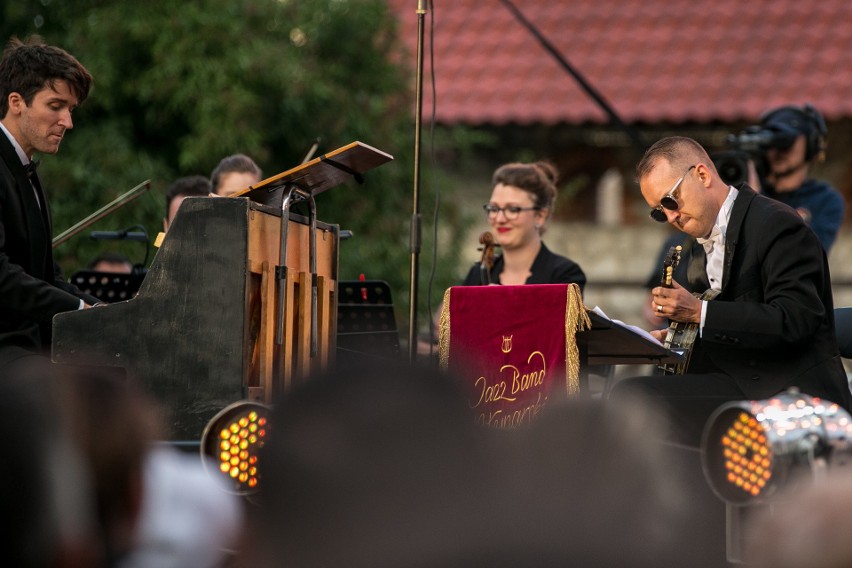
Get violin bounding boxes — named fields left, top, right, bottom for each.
left=478, top=231, right=496, bottom=285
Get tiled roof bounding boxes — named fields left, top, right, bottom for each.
left=387, top=0, right=852, bottom=125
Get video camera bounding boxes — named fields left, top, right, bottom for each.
left=712, top=126, right=797, bottom=187
left=712, top=104, right=827, bottom=187
left=726, top=125, right=799, bottom=155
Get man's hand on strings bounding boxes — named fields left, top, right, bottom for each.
left=651, top=280, right=702, bottom=324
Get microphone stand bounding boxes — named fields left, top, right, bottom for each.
left=52, top=180, right=151, bottom=248
left=408, top=0, right=428, bottom=362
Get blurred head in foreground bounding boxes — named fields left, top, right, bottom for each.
left=243, top=361, right=710, bottom=568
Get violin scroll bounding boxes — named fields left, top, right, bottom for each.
left=478, top=231, right=496, bottom=285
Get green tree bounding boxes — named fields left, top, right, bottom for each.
left=2, top=0, right=469, bottom=344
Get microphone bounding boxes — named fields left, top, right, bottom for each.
left=90, top=230, right=148, bottom=242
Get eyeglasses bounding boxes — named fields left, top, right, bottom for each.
left=649, top=165, right=696, bottom=222
left=483, top=204, right=541, bottom=221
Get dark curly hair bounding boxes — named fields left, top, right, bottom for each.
left=0, top=36, right=92, bottom=117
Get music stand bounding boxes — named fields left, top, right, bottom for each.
left=576, top=310, right=684, bottom=393
left=235, top=141, right=393, bottom=207
left=336, top=280, right=400, bottom=364
left=69, top=269, right=145, bottom=303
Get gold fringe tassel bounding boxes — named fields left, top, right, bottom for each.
left=438, top=288, right=452, bottom=371
left=565, top=283, right=591, bottom=396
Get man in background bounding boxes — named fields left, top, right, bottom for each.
left=759, top=103, right=844, bottom=252
left=87, top=251, right=133, bottom=274
left=163, top=175, right=211, bottom=232
left=210, top=153, right=262, bottom=197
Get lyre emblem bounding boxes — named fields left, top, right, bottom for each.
left=501, top=335, right=513, bottom=353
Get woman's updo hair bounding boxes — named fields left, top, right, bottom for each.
left=492, top=161, right=559, bottom=215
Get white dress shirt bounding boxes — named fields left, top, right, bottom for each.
left=698, top=186, right=738, bottom=334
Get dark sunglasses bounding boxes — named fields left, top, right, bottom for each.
left=649, top=165, right=696, bottom=222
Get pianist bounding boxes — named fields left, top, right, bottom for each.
left=0, top=37, right=98, bottom=369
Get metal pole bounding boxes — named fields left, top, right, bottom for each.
left=407, top=0, right=427, bottom=362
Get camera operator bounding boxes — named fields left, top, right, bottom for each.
left=753, top=104, right=844, bottom=252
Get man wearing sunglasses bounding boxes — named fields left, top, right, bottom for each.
left=610, top=136, right=851, bottom=447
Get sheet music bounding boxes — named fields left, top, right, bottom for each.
left=590, top=306, right=663, bottom=346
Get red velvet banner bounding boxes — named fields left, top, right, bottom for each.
left=439, top=284, right=586, bottom=429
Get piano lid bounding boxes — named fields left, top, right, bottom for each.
left=232, top=141, right=393, bottom=207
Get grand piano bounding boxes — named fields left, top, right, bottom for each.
left=52, top=142, right=392, bottom=440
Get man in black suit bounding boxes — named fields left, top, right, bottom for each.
left=612, top=136, right=852, bottom=446
left=0, top=37, right=98, bottom=368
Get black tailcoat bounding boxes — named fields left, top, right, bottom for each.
left=0, top=131, right=95, bottom=366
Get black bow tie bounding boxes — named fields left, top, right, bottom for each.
left=25, top=159, right=40, bottom=176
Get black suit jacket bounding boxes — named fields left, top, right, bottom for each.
left=687, top=185, right=851, bottom=408
left=0, top=131, right=96, bottom=365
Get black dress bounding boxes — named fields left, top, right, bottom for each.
left=462, top=243, right=586, bottom=294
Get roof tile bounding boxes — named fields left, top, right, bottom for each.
left=387, top=0, right=852, bottom=124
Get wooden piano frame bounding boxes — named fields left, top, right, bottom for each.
left=245, top=200, right=337, bottom=400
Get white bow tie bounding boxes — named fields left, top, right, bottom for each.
left=697, top=226, right=723, bottom=253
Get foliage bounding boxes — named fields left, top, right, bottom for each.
left=1, top=0, right=470, bottom=340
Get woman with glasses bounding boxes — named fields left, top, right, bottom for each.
left=462, top=161, right=586, bottom=292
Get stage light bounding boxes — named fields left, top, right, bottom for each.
left=201, top=400, right=271, bottom=495
left=701, top=389, right=852, bottom=505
